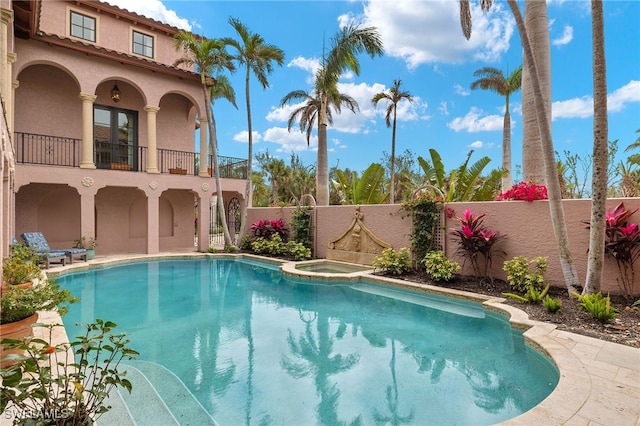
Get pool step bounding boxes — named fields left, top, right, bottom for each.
left=120, top=361, right=217, bottom=426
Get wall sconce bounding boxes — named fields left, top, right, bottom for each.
left=111, top=81, right=121, bottom=103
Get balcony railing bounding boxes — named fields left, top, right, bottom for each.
left=15, top=132, right=80, bottom=167
left=14, top=132, right=248, bottom=179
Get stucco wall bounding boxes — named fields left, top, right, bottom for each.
left=247, top=198, right=640, bottom=295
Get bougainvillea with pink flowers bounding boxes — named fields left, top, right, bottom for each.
left=496, top=181, right=548, bottom=202
left=450, top=209, right=506, bottom=278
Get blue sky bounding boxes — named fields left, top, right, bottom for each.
left=103, top=0, right=640, bottom=181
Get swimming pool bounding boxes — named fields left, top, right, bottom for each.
left=56, top=257, right=558, bottom=425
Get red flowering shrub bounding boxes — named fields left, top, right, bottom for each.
left=450, top=209, right=506, bottom=278
left=496, top=181, right=548, bottom=202
left=250, top=219, right=289, bottom=240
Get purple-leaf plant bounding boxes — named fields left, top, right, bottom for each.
left=450, top=209, right=506, bottom=280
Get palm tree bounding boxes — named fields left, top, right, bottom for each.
left=314, top=25, right=384, bottom=206
left=208, top=74, right=237, bottom=157
left=280, top=87, right=358, bottom=147
left=521, top=1, right=551, bottom=185
left=372, top=79, right=413, bottom=204
left=223, top=17, right=285, bottom=244
left=470, top=66, right=522, bottom=191
left=626, top=129, right=640, bottom=166
left=459, top=0, right=580, bottom=293
left=583, top=0, right=609, bottom=294
left=255, top=151, right=290, bottom=205
left=173, top=31, right=235, bottom=247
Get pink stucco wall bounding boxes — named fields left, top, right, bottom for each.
left=247, top=199, right=640, bottom=295
left=39, top=0, right=187, bottom=69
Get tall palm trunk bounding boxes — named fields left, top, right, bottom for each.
left=317, top=93, right=330, bottom=206
left=390, top=108, right=397, bottom=204
left=521, top=0, right=550, bottom=184
left=502, top=95, right=512, bottom=190
left=239, top=67, right=253, bottom=243
left=507, top=0, right=580, bottom=294
left=584, top=0, right=608, bottom=294
left=203, top=85, right=233, bottom=246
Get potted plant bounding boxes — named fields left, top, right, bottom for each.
left=1, top=257, right=43, bottom=294
left=73, top=237, right=97, bottom=260
left=9, top=242, right=42, bottom=264
left=0, top=319, right=137, bottom=424
left=0, top=280, right=77, bottom=367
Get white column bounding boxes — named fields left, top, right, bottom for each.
left=79, top=93, right=97, bottom=169
left=199, top=118, right=209, bottom=177
left=144, top=105, right=160, bottom=173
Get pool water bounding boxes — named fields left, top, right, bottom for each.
left=57, top=258, right=558, bottom=425
left=294, top=260, right=373, bottom=274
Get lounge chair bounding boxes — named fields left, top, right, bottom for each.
left=21, top=232, right=87, bottom=266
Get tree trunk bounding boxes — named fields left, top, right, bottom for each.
left=502, top=99, right=512, bottom=191
left=584, top=0, right=608, bottom=294
left=521, top=0, right=550, bottom=184
left=507, top=0, right=580, bottom=294
left=203, top=85, right=233, bottom=246
left=316, top=93, right=330, bottom=206
left=238, top=67, right=253, bottom=244
left=390, top=108, right=397, bottom=204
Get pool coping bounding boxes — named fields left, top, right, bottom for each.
left=5, top=253, right=638, bottom=426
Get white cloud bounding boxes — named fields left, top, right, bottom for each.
left=439, top=101, right=449, bottom=116
left=552, top=25, right=574, bottom=46
left=467, top=140, right=496, bottom=149
left=552, top=80, right=640, bottom=119
left=359, top=0, right=514, bottom=69
left=99, top=0, right=191, bottom=30
left=454, top=84, right=470, bottom=96
left=262, top=127, right=316, bottom=153
left=448, top=107, right=503, bottom=132
left=232, top=130, right=262, bottom=144
left=608, top=80, right=640, bottom=112
left=288, top=56, right=320, bottom=74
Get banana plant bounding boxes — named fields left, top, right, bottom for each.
left=415, top=149, right=503, bottom=202
left=331, top=163, right=389, bottom=205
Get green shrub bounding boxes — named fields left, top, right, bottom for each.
left=225, top=245, right=239, bottom=253
left=503, top=256, right=548, bottom=292
left=372, top=247, right=412, bottom=276
left=575, top=292, right=618, bottom=322
left=503, top=284, right=550, bottom=303
left=239, top=235, right=254, bottom=251
left=206, top=246, right=218, bottom=253
left=286, top=241, right=312, bottom=261
left=251, top=237, right=271, bottom=255
left=291, top=207, right=313, bottom=249
left=422, top=251, right=460, bottom=282
left=542, top=295, right=562, bottom=313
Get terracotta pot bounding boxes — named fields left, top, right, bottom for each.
left=0, top=313, right=38, bottom=367
left=0, top=281, right=33, bottom=297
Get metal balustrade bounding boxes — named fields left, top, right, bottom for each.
left=14, top=132, right=247, bottom=179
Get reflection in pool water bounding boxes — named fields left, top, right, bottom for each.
left=57, top=258, right=558, bottom=425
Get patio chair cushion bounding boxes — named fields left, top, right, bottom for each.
left=21, top=232, right=87, bottom=264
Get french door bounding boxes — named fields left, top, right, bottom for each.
left=94, top=106, right=138, bottom=170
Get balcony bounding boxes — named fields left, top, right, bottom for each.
left=14, top=132, right=248, bottom=179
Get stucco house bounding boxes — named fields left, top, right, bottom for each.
left=0, top=0, right=247, bottom=260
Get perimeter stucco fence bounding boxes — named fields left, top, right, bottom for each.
left=246, top=198, right=640, bottom=296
